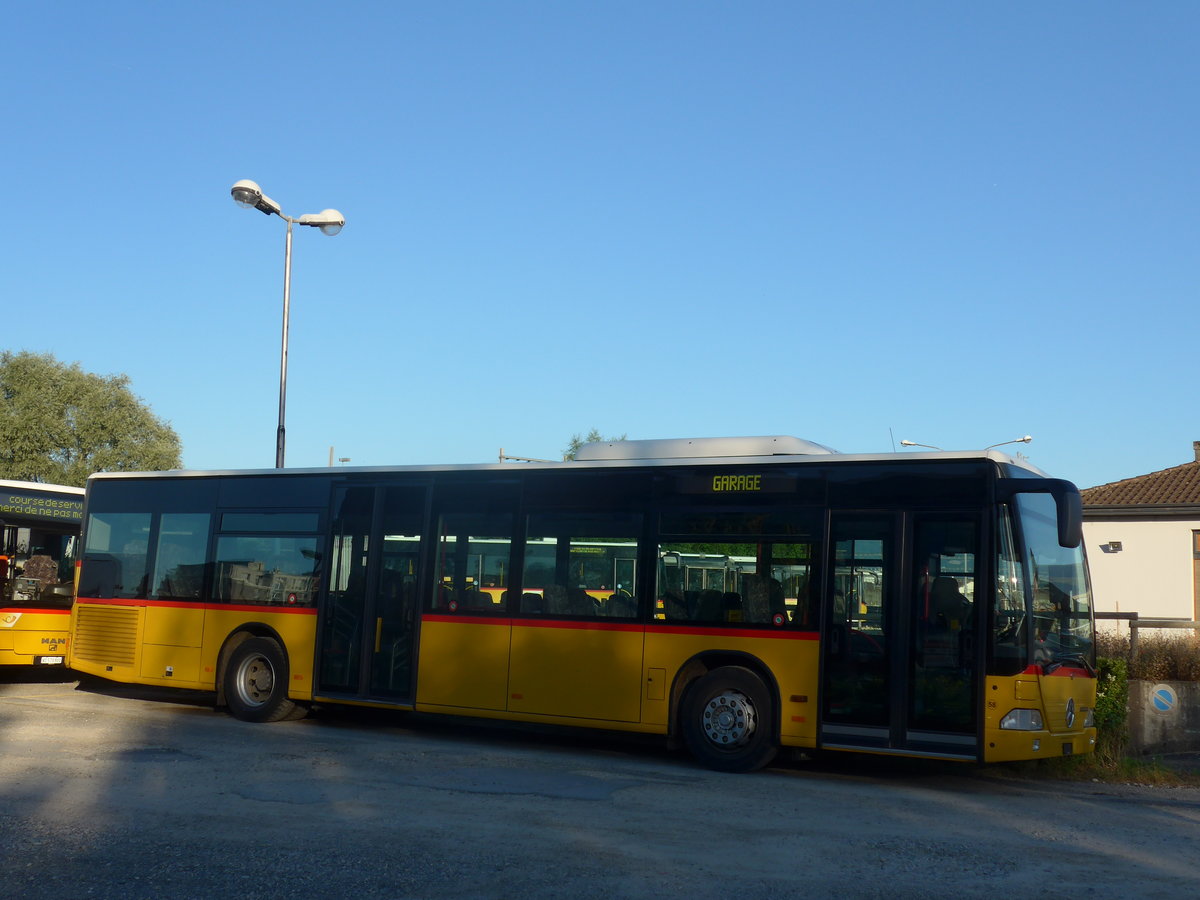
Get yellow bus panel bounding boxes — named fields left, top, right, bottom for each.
left=144, top=605, right=204, bottom=648
left=0, top=609, right=70, bottom=663
left=139, top=642, right=203, bottom=684
left=508, top=621, right=644, bottom=722
left=417, top=616, right=510, bottom=711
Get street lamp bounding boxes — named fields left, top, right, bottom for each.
left=984, top=435, right=1033, bottom=451
left=231, top=179, right=344, bottom=468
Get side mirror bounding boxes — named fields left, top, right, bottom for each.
left=1054, top=488, right=1083, bottom=550
left=996, top=478, right=1084, bottom=549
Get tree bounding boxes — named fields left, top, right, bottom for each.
left=563, top=429, right=627, bottom=461
left=0, top=351, right=182, bottom=487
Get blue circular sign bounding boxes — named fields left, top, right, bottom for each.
left=1150, top=684, right=1178, bottom=714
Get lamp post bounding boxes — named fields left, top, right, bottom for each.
left=231, top=179, right=344, bottom=468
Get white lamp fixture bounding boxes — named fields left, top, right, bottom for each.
left=984, top=435, right=1033, bottom=451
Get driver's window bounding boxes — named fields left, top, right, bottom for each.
left=992, top=505, right=1027, bottom=675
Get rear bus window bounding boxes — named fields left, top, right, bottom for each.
left=79, top=512, right=152, bottom=599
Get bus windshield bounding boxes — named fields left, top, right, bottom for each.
left=1016, top=492, right=1094, bottom=670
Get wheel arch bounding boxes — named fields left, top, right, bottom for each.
left=214, top=623, right=290, bottom=708
left=668, top=650, right=782, bottom=744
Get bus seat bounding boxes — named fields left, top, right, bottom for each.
left=543, top=585, right=568, bottom=614
left=743, top=578, right=768, bottom=623
left=607, top=591, right=637, bottom=618
left=695, top=589, right=724, bottom=622
left=930, top=577, right=968, bottom=629
left=22, top=555, right=58, bottom=586
left=568, top=588, right=597, bottom=616
left=660, top=592, right=687, bottom=620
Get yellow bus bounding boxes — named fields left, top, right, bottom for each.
left=69, top=436, right=1096, bottom=771
left=1, top=480, right=84, bottom=666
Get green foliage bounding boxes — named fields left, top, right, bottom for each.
left=0, top=351, right=182, bottom=487
left=563, top=429, right=627, bottom=461
left=1093, top=655, right=1129, bottom=765
left=1094, top=656, right=1128, bottom=733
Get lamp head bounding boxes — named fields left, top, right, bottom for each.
left=298, top=209, right=345, bottom=236
left=231, top=179, right=281, bottom=216
left=231, top=179, right=261, bottom=208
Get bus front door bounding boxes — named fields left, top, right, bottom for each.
left=318, top=485, right=425, bottom=703
left=820, top=512, right=979, bottom=760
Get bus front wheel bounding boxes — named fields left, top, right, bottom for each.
left=681, top=666, right=777, bottom=772
left=224, top=637, right=304, bottom=723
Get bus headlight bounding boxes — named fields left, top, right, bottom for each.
left=999, top=709, right=1045, bottom=730
left=1083, top=707, right=1095, bottom=728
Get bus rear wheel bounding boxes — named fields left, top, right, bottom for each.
left=224, top=637, right=303, bottom=723
left=681, top=666, right=777, bottom=772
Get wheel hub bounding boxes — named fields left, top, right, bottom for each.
left=702, top=690, right=756, bottom=747
left=239, top=657, right=273, bottom=705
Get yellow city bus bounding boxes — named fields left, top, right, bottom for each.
left=69, top=436, right=1096, bottom=771
left=1, top=480, right=84, bottom=666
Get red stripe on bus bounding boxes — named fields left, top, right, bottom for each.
left=648, top=624, right=819, bottom=640
left=423, top=615, right=644, bottom=631
left=76, top=597, right=317, bottom=615
left=420, top=613, right=818, bottom=640
left=1022, top=663, right=1093, bottom=678
left=422, top=614, right=513, bottom=626
left=515, top=618, right=646, bottom=633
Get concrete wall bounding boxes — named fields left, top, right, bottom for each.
left=1083, top=517, right=1197, bottom=621
left=1128, top=680, right=1200, bottom=755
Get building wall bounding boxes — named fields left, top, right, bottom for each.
left=1082, top=517, right=1197, bottom=621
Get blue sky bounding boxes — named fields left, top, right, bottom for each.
left=4, top=2, right=1195, bottom=489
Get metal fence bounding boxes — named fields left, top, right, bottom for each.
left=1095, top=611, right=1200, bottom=660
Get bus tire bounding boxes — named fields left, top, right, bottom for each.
left=224, top=637, right=301, bottom=723
left=681, top=666, right=777, bottom=773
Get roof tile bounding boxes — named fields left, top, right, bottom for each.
left=1082, top=460, right=1200, bottom=507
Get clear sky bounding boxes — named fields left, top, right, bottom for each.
left=4, top=2, right=1196, bottom=489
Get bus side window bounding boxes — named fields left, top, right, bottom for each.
left=521, top=513, right=640, bottom=619
left=434, top=514, right=513, bottom=614
left=152, top=513, right=211, bottom=601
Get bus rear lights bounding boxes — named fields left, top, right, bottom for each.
left=999, top=708, right=1044, bottom=730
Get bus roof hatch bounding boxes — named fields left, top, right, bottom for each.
left=573, top=436, right=838, bottom=461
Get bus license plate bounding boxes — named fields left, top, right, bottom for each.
left=37, top=656, right=64, bottom=665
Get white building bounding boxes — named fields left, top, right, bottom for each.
left=1081, top=441, right=1200, bottom=622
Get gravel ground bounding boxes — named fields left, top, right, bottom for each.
left=2, top=672, right=1198, bottom=899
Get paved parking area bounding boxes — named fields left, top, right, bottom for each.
left=3, top=672, right=1199, bottom=899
